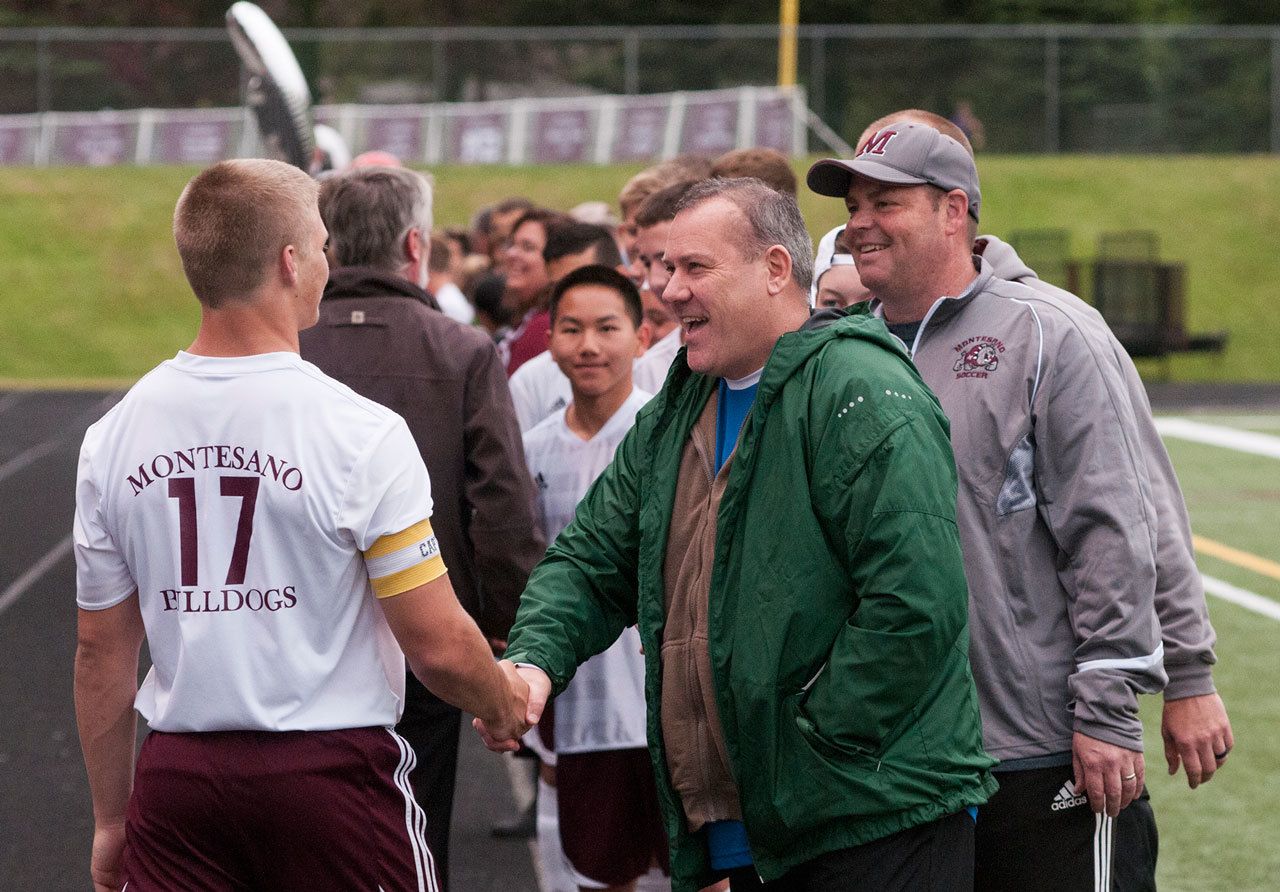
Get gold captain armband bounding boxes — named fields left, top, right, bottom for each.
left=364, top=519, right=447, bottom=598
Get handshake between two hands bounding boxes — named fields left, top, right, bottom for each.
left=473, top=661, right=552, bottom=753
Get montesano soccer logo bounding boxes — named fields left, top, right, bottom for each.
left=1052, top=779, right=1089, bottom=811
left=952, top=335, right=1005, bottom=379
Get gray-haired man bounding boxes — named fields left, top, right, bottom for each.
left=477, top=177, right=996, bottom=891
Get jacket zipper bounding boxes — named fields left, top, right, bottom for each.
left=800, top=660, right=828, bottom=693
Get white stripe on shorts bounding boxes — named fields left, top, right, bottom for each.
left=388, top=729, right=438, bottom=892
left=1093, top=811, right=1113, bottom=892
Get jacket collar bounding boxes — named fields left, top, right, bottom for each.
left=974, top=236, right=1036, bottom=283
left=866, top=255, right=993, bottom=351
left=653, top=305, right=911, bottom=437
left=322, top=266, right=441, bottom=312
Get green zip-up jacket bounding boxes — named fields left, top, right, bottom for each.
left=505, top=312, right=997, bottom=890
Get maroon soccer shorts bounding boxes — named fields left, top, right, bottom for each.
left=123, top=727, right=439, bottom=891
left=555, top=747, right=671, bottom=886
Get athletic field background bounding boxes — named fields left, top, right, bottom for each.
left=0, top=161, right=1277, bottom=888
left=1, top=155, right=1278, bottom=383
left=1138, top=419, right=1280, bottom=891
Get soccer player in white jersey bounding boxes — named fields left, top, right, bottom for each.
left=72, top=159, right=533, bottom=892
left=521, top=265, right=670, bottom=892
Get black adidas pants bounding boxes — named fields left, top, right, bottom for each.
left=723, top=810, right=975, bottom=891
left=975, top=766, right=1158, bottom=892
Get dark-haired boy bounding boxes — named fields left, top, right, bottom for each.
left=522, top=266, right=669, bottom=891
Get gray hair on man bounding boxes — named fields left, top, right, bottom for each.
left=675, top=176, right=814, bottom=292
left=320, top=166, right=434, bottom=271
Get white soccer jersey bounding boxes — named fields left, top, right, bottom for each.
left=523, top=388, right=651, bottom=754
left=632, top=327, right=682, bottom=395
left=509, top=349, right=573, bottom=433
left=512, top=338, right=678, bottom=434
left=74, top=351, right=445, bottom=734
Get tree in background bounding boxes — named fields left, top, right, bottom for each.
left=3, top=0, right=1276, bottom=26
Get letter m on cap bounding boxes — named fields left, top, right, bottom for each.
left=859, top=129, right=897, bottom=156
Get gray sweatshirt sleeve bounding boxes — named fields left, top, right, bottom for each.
left=1112, top=341, right=1218, bottom=699
left=985, top=239, right=1217, bottom=701
left=1033, top=314, right=1167, bottom=751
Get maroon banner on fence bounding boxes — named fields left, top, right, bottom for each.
left=363, top=113, right=426, bottom=162
left=679, top=99, right=738, bottom=156
left=448, top=111, right=508, bottom=164
left=611, top=98, right=670, bottom=162
left=154, top=119, right=236, bottom=164
left=0, top=121, right=38, bottom=165
left=754, top=95, right=794, bottom=153
left=530, top=109, right=593, bottom=164
left=51, top=117, right=136, bottom=166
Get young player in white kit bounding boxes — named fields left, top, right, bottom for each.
left=72, top=159, right=533, bottom=892
left=520, top=265, right=670, bottom=892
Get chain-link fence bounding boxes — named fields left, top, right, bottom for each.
left=0, top=23, right=1276, bottom=153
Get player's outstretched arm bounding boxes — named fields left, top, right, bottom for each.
left=74, top=592, right=144, bottom=892
left=380, top=573, right=532, bottom=743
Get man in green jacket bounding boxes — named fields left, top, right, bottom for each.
left=477, top=177, right=996, bottom=891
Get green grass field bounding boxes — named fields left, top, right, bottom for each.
left=1140, top=420, right=1280, bottom=891
left=1, top=160, right=1278, bottom=886
left=1, top=155, right=1279, bottom=383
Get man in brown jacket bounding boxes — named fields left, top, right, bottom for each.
left=300, top=165, right=545, bottom=891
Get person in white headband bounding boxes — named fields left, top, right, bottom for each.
left=810, top=224, right=871, bottom=310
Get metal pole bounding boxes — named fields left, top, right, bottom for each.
left=1044, top=30, right=1060, bottom=153
left=36, top=29, right=51, bottom=113
left=432, top=34, right=447, bottom=102
left=1272, top=32, right=1280, bottom=153
left=778, top=0, right=799, bottom=87
left=809, top=31, right=826, bottom=123
left=624, top=30, right=639, bottom=95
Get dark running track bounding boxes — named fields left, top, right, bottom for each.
left=5, top=383, right=1280, bottom=888
left=0, top=390, right=538, bottom=891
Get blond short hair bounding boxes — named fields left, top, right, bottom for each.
left=618, top=169, right=670, bottom=221
left=711, top=148, right=798, bottom=196
left=173, top=159, right=318, bottom=308
left=617, top=155, right=714, bottom=220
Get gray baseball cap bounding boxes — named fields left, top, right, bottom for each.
left=806, top=121, right=981, bottom=221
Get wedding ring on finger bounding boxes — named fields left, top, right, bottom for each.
left=1122, top=772, right=1137, bottom=781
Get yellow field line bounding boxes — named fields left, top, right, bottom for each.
left=1193, top=534, right=1280, bottom=583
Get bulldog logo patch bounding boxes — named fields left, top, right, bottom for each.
left=953, top=336, right=1005, bottom=379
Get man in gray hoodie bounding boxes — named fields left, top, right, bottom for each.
left=861, top=109, right=1233, bottom=791
left=806, top=120, right=1229, bottom=891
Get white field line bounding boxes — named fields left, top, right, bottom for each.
left=1198, top=415, right=1280, bottom=430
left=0, top=393, right=122, bottom=615
left=0, top=535, right=72, bottom=617
left=1200, top=574, right=1280, bottom=623
left=0, top=437, right=63, bottom=485
left=1155, top=417, right=1280, bottom=460
left=1152, top=418, right=1280, bottom=620
left=0, top=392, right=120, bottom=484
